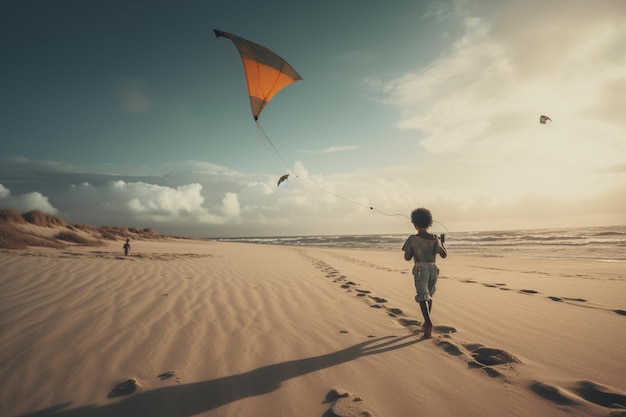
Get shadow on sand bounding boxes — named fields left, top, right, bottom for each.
left=19, top=335, right=423, bottom=417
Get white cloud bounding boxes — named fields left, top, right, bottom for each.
left=378, top=0, right=626, bottom=204
left=301, top=145, right=359, bottom=153
left=167, top=160, right=243, bottom=177
left=65, top=180, right=230, bottom=225
left=0, top=184, right=9, bottom=198
left=221, top=192, right=241, bottom=217
left=2, top=152, right=625, bottom=237
left=0, top=184, right=58, bottom=214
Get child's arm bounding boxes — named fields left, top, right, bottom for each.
left=437, top=237, right=447, bottom=259
left=402, top=237, right=413, bottom=261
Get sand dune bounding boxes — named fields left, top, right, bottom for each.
left=1, top=237, right=625, bottom=417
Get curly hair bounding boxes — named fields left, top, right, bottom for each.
left=410, top=208, right=433, bottom=228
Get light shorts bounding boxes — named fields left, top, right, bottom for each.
left=413, top=262, right=439, bottom=302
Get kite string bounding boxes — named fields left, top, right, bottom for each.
left=256, top=122, right=293, bottom=173
left=256, top=122, right=464, bottom=239
left=257, top=123, right=409, bottom=215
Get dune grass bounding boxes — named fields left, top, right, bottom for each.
left=0, top=208, right=27, bottom=224
left=55, top=231, right=102, bottom=246
left=22, top=210, right=66, bottom=227
left=0, top=223, right=63, bottom=249
left=0, top=208, right=169, bottom=249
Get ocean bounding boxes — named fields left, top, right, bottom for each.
left=215, top=225, right=626, bottom=262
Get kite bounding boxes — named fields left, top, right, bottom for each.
left=214, top=29, right=303, bottom=121
left=277, top=174, right=290, bottom=187
left=539, top=115, right=552, bottom=124
left=213, top=30, right=424, bottom=224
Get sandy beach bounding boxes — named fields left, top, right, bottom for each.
left=1, top=230, right=625, bottom=417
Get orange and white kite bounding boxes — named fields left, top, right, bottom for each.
left=214, top=30, right=302, bottom=121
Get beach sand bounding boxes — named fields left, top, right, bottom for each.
left=1, top=233, right=625, bottom=417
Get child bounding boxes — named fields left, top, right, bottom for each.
left=123, top=238, right=131, bottom=256
left=402, top=208, right=447, bottom=338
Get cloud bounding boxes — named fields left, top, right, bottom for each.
left=221, top=192, right=241, bottom=218
left=301, top=145, right=359, bottom=153
left=0, top=184, right=58, bottom=214
left=1, top=153, right=625, bottom=237
left=65, top=180, right=234, bottom=226
left=382, top=0, right=626, bottom=140
left=376, top=0, right=626, bottom=203
left=0, top=157, right=410, bottom=235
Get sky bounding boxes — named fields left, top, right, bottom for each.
left=1, top=0, right=625, bottom=238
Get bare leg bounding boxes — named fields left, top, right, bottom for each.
left=420, top=301, right=433, bottom=338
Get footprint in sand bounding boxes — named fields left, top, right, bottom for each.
left=571, top=380, right=626, bottom=409
left=467, top=362, right=503, bottom=378
left=108, top=378, right=142, bottom=397
left=398, top=318, right=420, bottom=327
left=158, top=370, right=182, bottom=383
left=387, top=308, right=404, bottom=316
left=519, top=289, right=539, bottom=294
left=549, top=295, right=594, bottom=305
left=324, top=389, right=374, bottom=417
left=530, top=381, right=575, bottom=405
left=433, top=325, right=457, bottom=335
left=434, top=340, right=519, bottom=378
left=436, top=340, right=463, bottom=356
left=470, top=346, right=520, bottom=366
left=614, top=309, right=626, bottom=316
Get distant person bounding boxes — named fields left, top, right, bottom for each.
left=123, top=238, right=131, bottom=256
left=402, top=208, right=447, bottom=338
